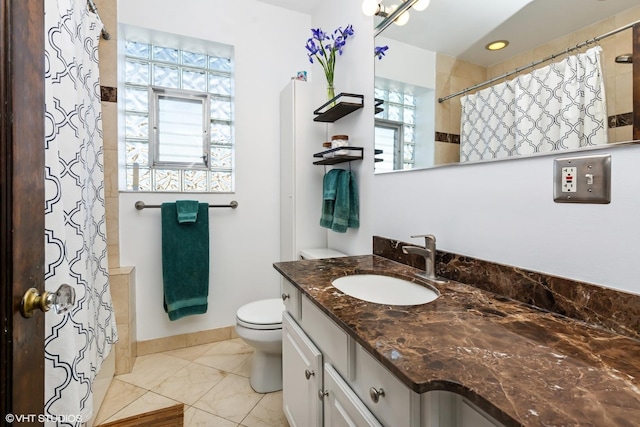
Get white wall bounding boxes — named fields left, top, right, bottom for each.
left=118, top=0, right=313, bottom=341
left=373, top=144, right=640, bottom=294
left=316, top=0, right=377, bottom=256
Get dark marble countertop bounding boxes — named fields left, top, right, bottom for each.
left=273, top=255, right=640, bottom=427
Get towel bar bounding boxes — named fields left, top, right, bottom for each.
left=135, top=201, right=238, bottom=210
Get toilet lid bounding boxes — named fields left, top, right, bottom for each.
left=236, top=298, right=284, bottom=329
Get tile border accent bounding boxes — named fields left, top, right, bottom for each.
left=136, top=326, right=238, bottom=356
left=435, top=131, right=461, bottom=144
left=101, top=86, right=117, bottom=103
left=373, top=236, right=640, bottom=341
left=608, top=112, right=632, bottom=128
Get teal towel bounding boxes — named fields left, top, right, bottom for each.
left=331, top=171, right=359, bottom=232
left=320, top=169, right=342, bottom=229
left=320, top=169, right=359, bottom=233
left=161, top=202, right=209, bottom=321
left=176, top=200, right=199, bottom=223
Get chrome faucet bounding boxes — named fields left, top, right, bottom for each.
left=402, top=234, right=448, bottom=283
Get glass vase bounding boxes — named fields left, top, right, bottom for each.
left=327, top=85, right=336, bottom=107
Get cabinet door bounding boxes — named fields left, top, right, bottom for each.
left=324, top=363, right=383, bottom=427
left=459, top=399, right=502, bottom=427
left=283, top=312, right=323, bottom=427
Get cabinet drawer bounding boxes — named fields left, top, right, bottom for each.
left=324, top=363, right=383, bottom=427
left=300, top=296, right=352, bottom=377
left=354, top=344, right=420, bottom=427
left=281, top=279, right=301, bottom=320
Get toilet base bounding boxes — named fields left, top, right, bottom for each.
left=249, top=350, right=282, bottom=393
left=235, top=324, right=283, bottom=393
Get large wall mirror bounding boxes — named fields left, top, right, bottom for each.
left=373, top=0, right=640, bottom=173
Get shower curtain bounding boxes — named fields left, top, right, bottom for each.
left=460, top=46, right=608, bottom=162
left=44, top=0, right=117, bottom=424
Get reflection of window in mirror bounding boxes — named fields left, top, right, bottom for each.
left=374, top=120, right=404, bottom=172
left=374, top=84, right=435, bottom=172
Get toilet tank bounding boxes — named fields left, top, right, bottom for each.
left=299, top=248, right=347, bottom=260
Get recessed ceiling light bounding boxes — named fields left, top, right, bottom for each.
left=486, top=40, right=509, bottom=51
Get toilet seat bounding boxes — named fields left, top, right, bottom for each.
left=236, top=298, right=284, bottom=330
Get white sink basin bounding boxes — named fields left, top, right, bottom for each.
left=331, top=274, right=439, bottom=306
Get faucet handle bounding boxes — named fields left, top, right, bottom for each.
left=410, top=234, right=436, bottom=245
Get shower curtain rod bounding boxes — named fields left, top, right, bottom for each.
left=438, top=19, right=640, bottom=103
left=87, top=0, right=111, bottom=40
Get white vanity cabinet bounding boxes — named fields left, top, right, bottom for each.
left=324, top=362, right=383, bottom=427
left=282, top=311, right=322, bottom=427
left=281, top=290, right=504, bottom=427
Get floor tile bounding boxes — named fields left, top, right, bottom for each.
left=183, top=406, right=237, bottom=426
left=241, top=391, right=289, bottom=427
left=232, top=354, right=253, bottom=378
left=103, top=391, right=181, bottom=423
left=194, top=340, right=253, bottom=372
left=96, top=338, right=288, bottom=426
left=116, top=352, right=190, bottom=390
left=93, top=379, right=147, bottom=425
left=154, top=362, right=227, bottom=405
left=164, top=343, right=215, bottom=362
left=192, top=374, right=263, bottom=423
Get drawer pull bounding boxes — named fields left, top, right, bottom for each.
left=281, top=293, right=290, bottom=301
left=369, top=387, right=385, bottom=403
left=318, top=389, right=328, bottom=400
left=305, top=369, right=315, bottom=380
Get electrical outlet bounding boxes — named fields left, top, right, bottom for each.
left=561, top=167, right=577, bottom=193
left=553, top=154, right=611, bottom=204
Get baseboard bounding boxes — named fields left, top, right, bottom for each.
left=136, top=325, right=237, bottom=356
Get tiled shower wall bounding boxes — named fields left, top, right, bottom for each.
left=95, top=0, right=137, bottom=373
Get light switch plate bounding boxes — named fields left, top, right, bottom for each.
left=553, top=154, right=611, bottom=204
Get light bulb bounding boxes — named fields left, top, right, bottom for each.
left=390, top=5, right=410, bottom=26
left=361, top=0, right=380, bottom=16
left=412, top=0, right=430, bottom=11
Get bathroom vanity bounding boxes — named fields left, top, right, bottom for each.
left=274, top=254, right=640, bottom=427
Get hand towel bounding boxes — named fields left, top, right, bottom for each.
left=346, top=171, right=359, bottom=229
left=320, top=169, right=343, bottom=229
left=176, top=199, right=199, bottom=223
left=320, top=169, right=359, bottom=233
left=161, top=202, right=209, bottom=321
left=331, top=170, right=356, bottom=233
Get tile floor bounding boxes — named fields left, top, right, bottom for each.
left=94, top=338, right=290, bottom=426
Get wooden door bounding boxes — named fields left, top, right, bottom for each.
left=0, top=0, right=45, bottom=425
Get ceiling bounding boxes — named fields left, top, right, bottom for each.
left=256, top=0, right=639, bottom=66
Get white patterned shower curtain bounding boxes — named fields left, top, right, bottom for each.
left=460, top=46, right=608, bottom=162
left=44, top=0, right=118, bottom=424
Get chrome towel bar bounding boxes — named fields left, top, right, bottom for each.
left=135, top=201, right=238, bottom=210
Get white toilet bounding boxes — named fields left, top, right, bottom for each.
left=235, top=248, right=347, bottom=393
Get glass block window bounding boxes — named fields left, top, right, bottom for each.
left=374, top=87, right=416, bottom=170
left=124, top=39, right=234, bottom=192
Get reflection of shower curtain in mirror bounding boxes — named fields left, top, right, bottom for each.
left=460, top=46, right=607, bottom=163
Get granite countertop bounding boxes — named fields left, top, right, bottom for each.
left=273, top=255, right=640, bottom=427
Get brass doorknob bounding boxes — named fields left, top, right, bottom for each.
left=20, top=284, right=76, bottom=318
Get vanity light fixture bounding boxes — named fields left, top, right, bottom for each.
left=389, top=4, right=410, bottom=26
left=485, top=40, right=509, bottom=51
left=412, top=0, right=430, bottom=11
left=363, top=0, right=429, bottom=26
left=362, top=0, right=383, bottom=16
